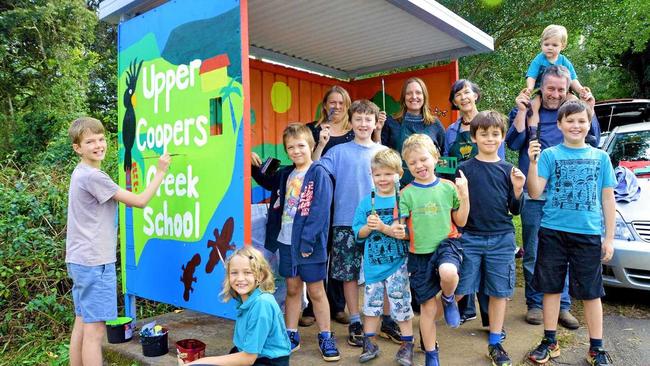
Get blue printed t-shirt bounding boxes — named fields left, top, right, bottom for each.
left=526, top=52, right=578, bottom=89
left=353, top=194, right=408, bottom=284
left=538, top=144, right=616, bottom=236
left=320, top=141, right=387, bottom=226
left=277, top=169, right=306, bottom=245
left=233, top=289, right=291, bottom=359
left=399, top=179, right=460, bottom=254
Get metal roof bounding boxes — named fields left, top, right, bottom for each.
left=99, top=0, right=494, bottom=79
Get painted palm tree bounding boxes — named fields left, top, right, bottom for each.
left=218, top=76, right=242, bottom=134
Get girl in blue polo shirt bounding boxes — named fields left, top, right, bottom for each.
left=183, top=247, right=291, bottom=366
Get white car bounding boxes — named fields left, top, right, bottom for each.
left=600, top=122, right=650, bottom=290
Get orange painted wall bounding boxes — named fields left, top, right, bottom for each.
left=353, top=62, right=459, bottom=127
left=249, top=59, right=458, bottom=161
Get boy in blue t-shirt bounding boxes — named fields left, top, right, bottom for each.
left=526, top=101, right=615, bottom=366
left=455, top=111, right=526, bottom=366
left=320, top=99, right=387, bottom=346
left=352, top=149, right=414, bottom=364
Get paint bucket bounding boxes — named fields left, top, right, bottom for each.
left=105, top=317, right=133, bottom=344
left=176, top=339, right=206, bottom=363
left=140, top=327, right=169, bottom=357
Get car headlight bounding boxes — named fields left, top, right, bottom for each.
left=613, top=211, right=634, bottom=241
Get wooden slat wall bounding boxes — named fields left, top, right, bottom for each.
left=249, top=59, right=458, bottom=202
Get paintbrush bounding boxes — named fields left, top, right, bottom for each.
left=370, top=187, right=376, bottom=215
left=394, top=174, right=403, bottom=224
left=382, top=78, right=386, bottom=112
left=142, top=153, right=186, bottom=159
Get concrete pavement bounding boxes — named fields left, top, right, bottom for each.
left=104, top=287, right=546, bottom=365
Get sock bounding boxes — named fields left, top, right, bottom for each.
left=544, top=330, right=557, bottom=344
left=350, top=313, right=361, bottom=324
left=364, top=332, right=376, bottom=338
left=320, top=331, right=331, bottom=339
left=287, top=328, right=297, bottom=333
left=426, top=349, right=439, bottom=357
left=382, top=314, right=392, bottom=323
left=441, top=293, right=454, bottom=303
left=401, top=335, right=414, bottom=343
left=590, top=338, right=603, bottom=350
left=488, top=332, right=502, bottom=346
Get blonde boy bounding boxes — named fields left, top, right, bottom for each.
left=66, top=117, right=170, bottom=366
left=397, top=134, right=469, bottom=366
left=525, top=24, right=588, bottom=128
left=352, top=149, right=414, bottom=365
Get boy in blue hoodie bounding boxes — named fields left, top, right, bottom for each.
left=251, top=123, right=339, bottom=362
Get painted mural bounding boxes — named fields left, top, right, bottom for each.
left=117, top=0, right=245, bottom=319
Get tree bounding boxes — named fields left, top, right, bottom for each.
left=438, top=0, right=650, bottom=111
left=0, top=0, right=98, bottom=163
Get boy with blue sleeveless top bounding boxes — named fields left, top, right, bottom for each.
left=526, top=101, right=615, bottom=366
left=454, top=111, right=526, bottom=366
left=353, top=149, right=414, bottom=365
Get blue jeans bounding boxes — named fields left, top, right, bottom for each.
left=521, top=195, right=571, bottom=311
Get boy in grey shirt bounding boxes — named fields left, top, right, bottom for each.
left=66, top=117, right=170, bottom=366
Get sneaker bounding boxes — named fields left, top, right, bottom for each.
left=318, top=332, right=341, bottom=362
left=287, top=330, right=300, bottom=353
left=379, top=317, right=402, bottom=344
left=441, top=295, right=461, bottom=328
left=487, top=343, right=512, bottom=366
left=333, top=311, right=350, bottom=324
left=359, top=336, right=380, bottom=363
left=587, top=347, right=613, bottom=366
left=396, top=342, right=414, bottom=366
left=299, top=315, right=315, bottom=327
left=424, top=345, right=440, bottom=366
left=460, top=313, right=477, bottom=325
left=348, top=321, right=364, bottom=347
left=528, top=337, right=560, bottom=364
left=525, top=308, right=543, bottom=325
left=558, top=310, right=580, bottom=330
left=500, top=328, right=507, bottom=342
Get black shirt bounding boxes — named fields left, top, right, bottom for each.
left=456, top=158, right=522, bottom=234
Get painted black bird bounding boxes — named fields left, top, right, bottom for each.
left=122, top=59, right=143, bottom=173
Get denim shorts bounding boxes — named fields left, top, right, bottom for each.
left=407, top=238, right=463, bottom=305
left=67, top=262, right=117, bottom=322
left=363, top=263, right=414, bottom=322
left=532, top=227, right=605, bottom=300
left=330, top=226, right=362, bottom=281
left=456, top=231, right=516, bottom=298
left=278, top=245, right=327, bottom=283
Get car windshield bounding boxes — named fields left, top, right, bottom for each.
left=607, top=130, right=650, bottom=167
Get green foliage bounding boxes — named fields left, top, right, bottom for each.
left=0, top=0, right=99, bottom=162
left=438, top=0, right=650, bottom=113
left=0, top=153, right=74, bottom=364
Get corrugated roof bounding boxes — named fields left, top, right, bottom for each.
left=99, top=0, right=493, bottom=79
